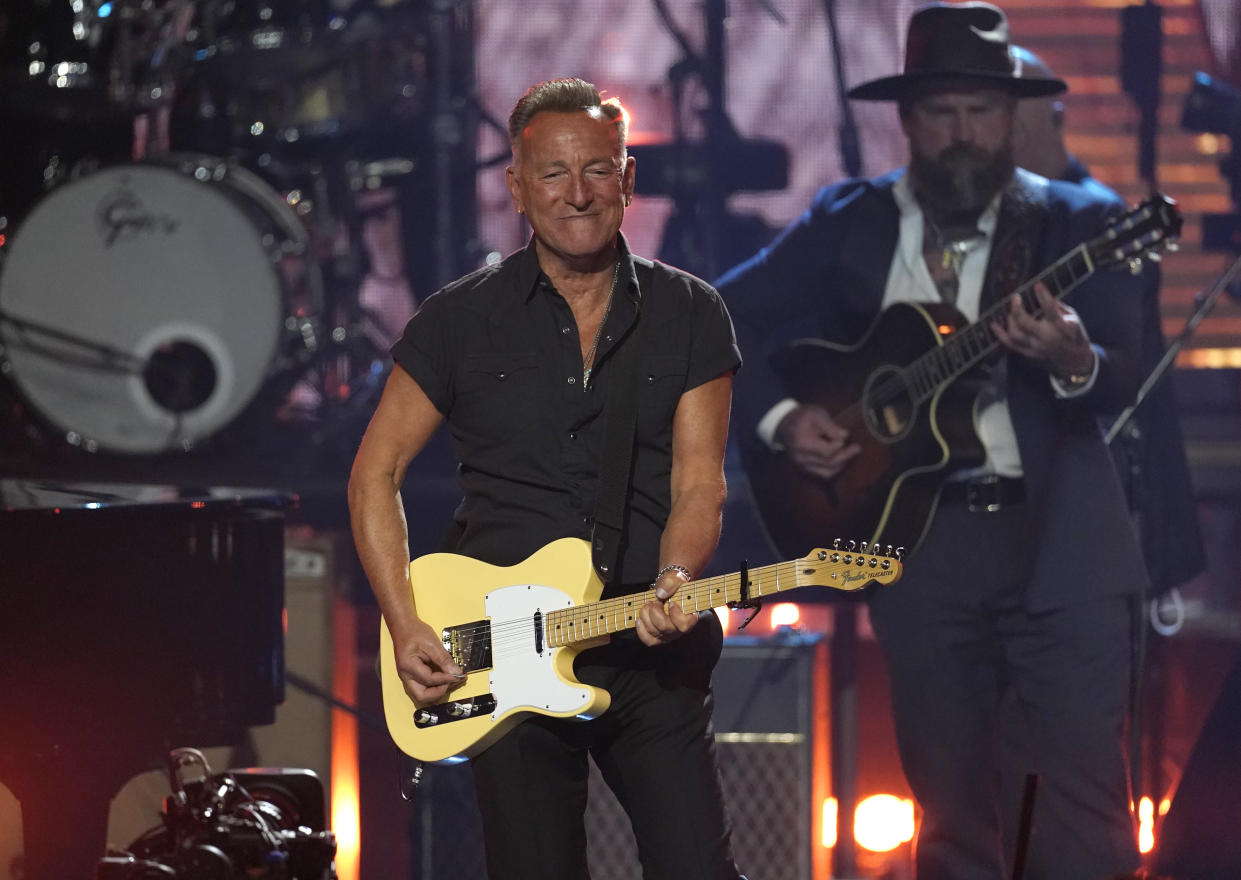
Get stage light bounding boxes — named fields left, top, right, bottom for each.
left=1195, top=133, right=1224, bottom=155
left=1138, top=796, right=1155, bottom=854
left=769, top=602, right=800, bottom=630
left=821, top=797, right=838, bottom=848
left=1179, top=347, right=1241, bottom=369
left=854, top=794, right=916, bottom=853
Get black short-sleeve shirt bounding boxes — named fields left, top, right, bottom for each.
left=391, top=233, right=741, bottom=586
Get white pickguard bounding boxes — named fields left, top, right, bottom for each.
left=483, top=583, right=597, bottom=721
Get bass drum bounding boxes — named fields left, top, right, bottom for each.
left=0, top=157, right=322, bottom=455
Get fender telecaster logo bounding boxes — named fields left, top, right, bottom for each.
left=841, top=569, right=891, bottom=586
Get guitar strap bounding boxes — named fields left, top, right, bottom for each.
left=981, top=182, right=1046, bottom=310
left=590, top=258, right=653, bottom=584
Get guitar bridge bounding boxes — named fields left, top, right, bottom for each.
left=442, top=619, right=493, bottom=673
left=413, top=694, right=499, bottom=728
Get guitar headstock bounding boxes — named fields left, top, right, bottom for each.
left=1086, top=193, right=1183, bottom=274
left=797, top=539, right=904, bottom=592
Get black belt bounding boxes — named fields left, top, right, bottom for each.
left=939, top=476, right=1025, bottom=512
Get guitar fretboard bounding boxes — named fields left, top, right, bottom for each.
left=543, top=554, right=889, bottom=648
left=902, top=243, right=1094, bottom=404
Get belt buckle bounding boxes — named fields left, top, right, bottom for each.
left=965, top=476, right=1002, bottom=513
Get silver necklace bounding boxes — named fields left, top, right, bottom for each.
left=924, top=215, right=985, bottom=276
left=582, top=260, right=621, bottom=389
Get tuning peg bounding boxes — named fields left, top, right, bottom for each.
left=1129, top=257, right=1144, bottom=275
left=885, top=544, right=895, bottom=557
left=895, top=547, right=906, bottom=560
left=832, top=538, right=841, bottom=550
left=1146, top=252, right=1162, bottom=263
left=1166, top=240, right=1180, bottom=252
left=846, top=539, right=857, bottom=552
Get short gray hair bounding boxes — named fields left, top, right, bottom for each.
left=507, top=77, right=628, bottom=151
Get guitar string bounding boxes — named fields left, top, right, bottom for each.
left=441, top=557, right=895, bottom=658
left=808, top=204, right=1167, bottom=430
left=829, top=243, right=1091, bottom=431
left=481, top=564, right=805, bottom=655
left=453, top=561, right=808, bottom=654
left=457, top=551, right=896, bottom=650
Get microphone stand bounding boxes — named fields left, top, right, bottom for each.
left=1104, top=254, right=1241, bottom=446
left=1117, top=0, right=1168, bottom=825
left=824, top=0, right=862, bottom=179
left=1103, top=250, right=1241, bottom=833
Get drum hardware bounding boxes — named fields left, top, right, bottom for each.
left=0, top=309, right=220, bottom=452
left=0, top=156, right=324, bottom=455
left=0, top=302, right=233, bottom=437
left=1, top=0, right=195, bottom=123
left=185, top=0, right=431, bottom=152
left=0, top=1, right=475, bottom=460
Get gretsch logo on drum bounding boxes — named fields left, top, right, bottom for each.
left=97, top=187, right=180, bottom=247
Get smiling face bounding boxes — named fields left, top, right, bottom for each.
left=506, top=109, right=636, bottom=275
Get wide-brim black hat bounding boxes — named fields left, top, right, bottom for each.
left=846, top=2, right=1066, bottom=101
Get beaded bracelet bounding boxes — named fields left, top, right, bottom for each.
left=652, top=564, right=693, bottom=586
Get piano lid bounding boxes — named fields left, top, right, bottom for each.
left=0, top=479, right=295, bottom=517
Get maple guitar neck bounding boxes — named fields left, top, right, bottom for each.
left=545, top=545, right=897, bottom=648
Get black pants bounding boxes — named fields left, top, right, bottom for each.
left=868, top=503, right=1140, bottom=880
left=470, top=611, right=745, bottom=880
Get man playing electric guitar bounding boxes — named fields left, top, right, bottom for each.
left=349, top=78, right=747, bottom=880
left=716, top=4, right=1151, bottom=879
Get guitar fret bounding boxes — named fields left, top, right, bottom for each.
left=900, top=241, right=1105, bottom=410
left=1051, top=263, right=1073, bottom=295
left=541, top=555, right=907, bottom=650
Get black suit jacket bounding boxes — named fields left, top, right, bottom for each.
left=717, top=168, right=1151, bottom=610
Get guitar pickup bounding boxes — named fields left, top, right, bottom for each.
left=413, top=695, right=498, bottom=728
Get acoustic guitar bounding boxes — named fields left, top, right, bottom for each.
left=742, top=194, right=1182, bottom=558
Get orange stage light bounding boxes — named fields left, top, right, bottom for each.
left=854, top=794, right=916, bottom=853
left=769, top=602, right=801, bottom=630
left=332, top=598, right=360, bottom=880
left=1138, top=796, right=1155, bottom=855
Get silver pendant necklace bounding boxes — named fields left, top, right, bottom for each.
left=582, top=260, right=621, bottom=389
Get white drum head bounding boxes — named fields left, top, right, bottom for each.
left=0, top=162, right=292, bottom=454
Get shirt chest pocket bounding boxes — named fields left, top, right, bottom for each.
left=638, top=354, right=689, bottom=437
left=455, top=352, right=542, bottom=436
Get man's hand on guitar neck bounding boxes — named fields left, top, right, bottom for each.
left=774, top=404, right=863, bottom=480
left=991, top=282, right=1097, bottom=384
left=391, top=616, right=466, bottom=705
left=636, top=567, right=700, bottom=647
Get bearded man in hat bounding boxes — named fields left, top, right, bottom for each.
left=717, top=4, right=1148, bottom=878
